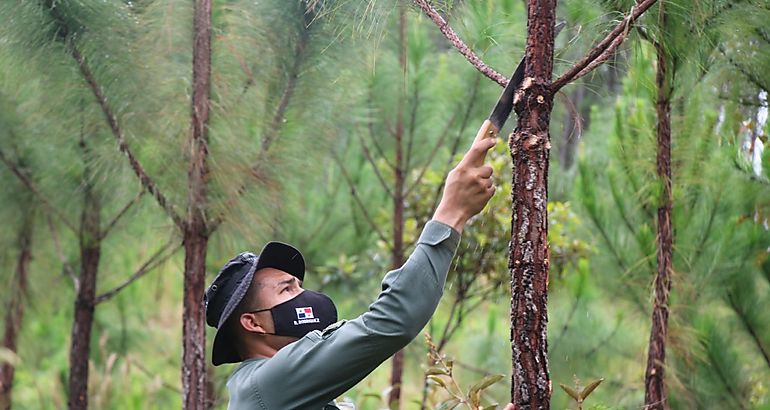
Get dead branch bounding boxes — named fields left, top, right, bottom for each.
left=551, top=0, right=659, bottom=92
left=95, top=239, right=181, bottom=304
left=412, top=0, right=507, bottom=87
left=100, top=187, right=145, bottom=239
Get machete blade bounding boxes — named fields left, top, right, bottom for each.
left=486, top=20, right=567, bottom=133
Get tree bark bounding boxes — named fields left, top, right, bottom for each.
left=183, top=0, right=212, bottom=409
left=182, top=229, right=209, bottom=410
left=644, top=8, right=673, bottom=409
left=0, top=212, right=34, bottom=410
left=68, top=165, right=102, bottom=410
left=508, top=0, right=556, bottom=408
left=388, top=7, right=408, bottom=408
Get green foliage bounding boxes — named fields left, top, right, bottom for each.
left=0, top=0, right=769, bottom=409
left=559, top=377, right=604, bottom=410
left=424, top=333, right=505, bottom=409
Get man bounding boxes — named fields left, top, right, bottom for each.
left=204, top=136, right=514, bottom=409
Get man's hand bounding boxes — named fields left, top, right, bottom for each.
left=432, top=136, right=497, bottom=233
left=503, top=404, right=514, bottom=410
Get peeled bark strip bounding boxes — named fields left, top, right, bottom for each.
left=68, top=175, right=101, bottom=410
left=644, top=13, right=673, bottom=409
left=183, top=0, right=212, bottom=409
left=0, top=214, right=33, bottom=410
left=508, top=0, right=556, bottom=408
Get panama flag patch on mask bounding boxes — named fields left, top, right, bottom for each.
left=296, top=307, right=314, bottom=320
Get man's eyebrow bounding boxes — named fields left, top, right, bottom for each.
left=274, top=277, right=296, bottom=287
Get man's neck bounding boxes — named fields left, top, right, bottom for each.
left=241, top=335, right=298, bottom=359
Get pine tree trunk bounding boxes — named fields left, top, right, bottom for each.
left=388, top=7, right=407, bottom=408
left=509, top=0, right=556, bottom=408
left=644, top=13, right=673, bottom=409
left=182, top=229, right=209, bottom=410
left=183, top=0, right=212, bottom=409
left=388, top=189, right=405, bottom=407
left=0, top=213, right=34, bottom=410
left=68, top=177, right=101, bottom=410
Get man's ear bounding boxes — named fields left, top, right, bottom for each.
left=239, top=312, right=269, bottom=334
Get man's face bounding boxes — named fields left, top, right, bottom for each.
left=248, top=267, right=304, bottom=333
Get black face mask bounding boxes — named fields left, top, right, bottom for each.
left=250, top=290, right=337, bottom=339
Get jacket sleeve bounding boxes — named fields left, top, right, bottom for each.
left=237, top=220, right=460, bottom=409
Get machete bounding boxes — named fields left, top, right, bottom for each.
left=473, top=21, right=567, bottom=147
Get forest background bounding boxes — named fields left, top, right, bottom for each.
left=0, top=0, right=768, bottom=409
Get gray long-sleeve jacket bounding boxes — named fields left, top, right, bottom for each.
left=225, top=220, right=461, bottom=409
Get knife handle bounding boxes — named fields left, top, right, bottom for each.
left=470, top=119, right=500, bottom=165
left=474, top=119, right=500, bottom=142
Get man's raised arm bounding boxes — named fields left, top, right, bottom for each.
left=236, top=137, right=498, bottom=409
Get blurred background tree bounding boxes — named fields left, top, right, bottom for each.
left=0, top=0, right=767, bottom=409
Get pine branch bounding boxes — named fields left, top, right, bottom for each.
left=100, top=187, right=145, bottom=239
left=727, top=294, right=770, bottom=370
left=412, top=0, right=507, bottom=87
left=708, top=340, right=750, bottom=410
left=552, top=0, right=659, bottom=92
left=367, top=93, right=396, bottom=171
left=404, top=113, right=457, bottom=196
left=128, top=357, right=183, bottom=394
left=585, top=318, right=623, bottom=357
left=358, top=134, right=394, bottom=196
left=95, top=240, right=180, bottom=304
left=427, top=75, right=482, bottom=221
left=404, top=85, right=420, bottom=173
left=70, top=48, right=185, bottom=230
left=550, top=286, right=584, bottom=352
left=689, top=189, right=721, bottom=269
left=208, top=4, right=316, bottom=232
left=583, top=207, right=647, bottom=312
left=331, top=154, right=392, bottom=248
left=0, top=147, right=77, bottom=232
left=47, top=215, right=77, bottom=285
left=717, top=44, right=769, bottom=92
left=40, top=2, right=184, bottom=229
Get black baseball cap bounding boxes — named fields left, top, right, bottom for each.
left=204, top=241, right=305, bottom=365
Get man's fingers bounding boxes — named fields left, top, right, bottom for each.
left=462, top=136, right=497, bottom=167
left=477, top=165, right=493, bottom=178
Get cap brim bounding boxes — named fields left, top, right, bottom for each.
left=211, top=260, right=258, bottom=366
left=254, top=242, right=305, bottom=282
left=212, top=324, right=242, bottom=366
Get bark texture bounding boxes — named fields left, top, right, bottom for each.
left=509, top=0, right=556, bottom=408
left=0, top=213, right=33, bottom=410
left=68, top=164, right=102, bottom=410
left=183, top=0, right=212, bottom=409
left=644, top=11, right=673, bottom=409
